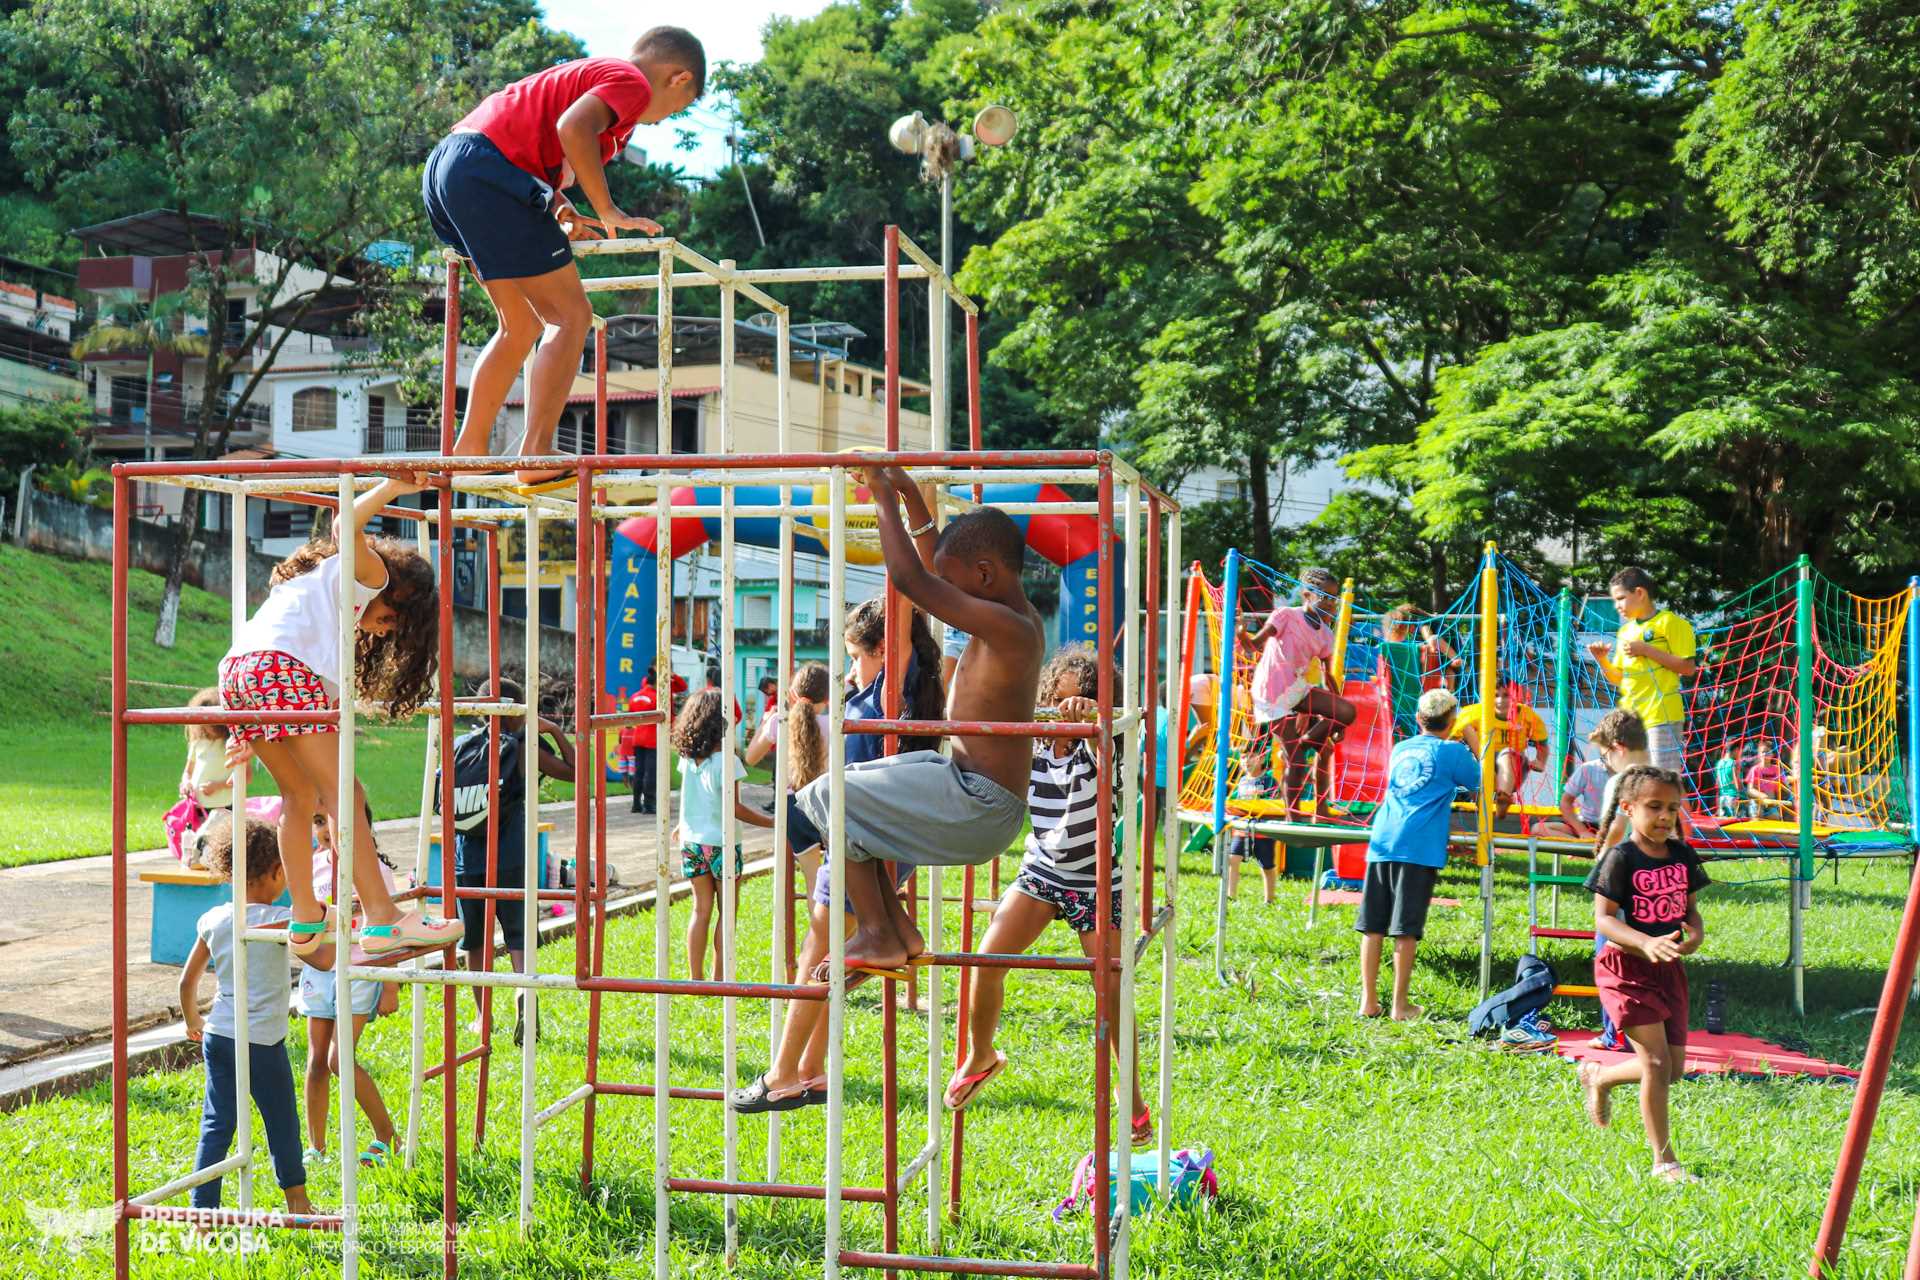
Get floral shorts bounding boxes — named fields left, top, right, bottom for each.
left=1011, top=868, right=1122, bottom=934
left=680, top=842, right=745, bottom=881
left=219, top=650, right=336, bottom=743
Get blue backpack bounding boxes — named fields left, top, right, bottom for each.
left=1468, top=955, right=1557, bottom=1037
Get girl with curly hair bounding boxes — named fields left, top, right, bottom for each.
left=672, top=689, right=773, bottom=979
left=220, top=473, right=460, bottom=960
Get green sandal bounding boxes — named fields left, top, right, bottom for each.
left=359, top=1139, right=391, bottom=1168
left=286, top=905, right=339, bottom=958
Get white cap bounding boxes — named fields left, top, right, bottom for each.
left=1417, top=688, right=1459, bottom=721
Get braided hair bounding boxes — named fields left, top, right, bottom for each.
left=1591, top=764, right=1684, bottom=857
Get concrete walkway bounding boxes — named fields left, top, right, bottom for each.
left=0, top=786, right=778, bottom=1081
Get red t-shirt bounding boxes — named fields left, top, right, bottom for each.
left=457, top=57, right=653, bottom=184
left=626, top=684, right=658, bottom=750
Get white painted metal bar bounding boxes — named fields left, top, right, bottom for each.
left=718, top=264, right=742, bottom=1264
left=567, top=236, right=677, bottom=256
left=404, top=519, right=437, bottom=1170
left=517, top=497, right=542, bottom=1231
left=1157, top=509, right=1180, bottom=1200
left=899, top=1139, right=940, bottom=1189
left=651, top=245, right=675, bottom=1280
left=225, top=480, right=254, bottom=1215
left=1115, top=477, right=1141, bottom=1280
left=767, top=299, right=796, bottom=1181
left=583, top=263, right=938, bottom=292
left=822, top=468, right=848, bottom=1280
left=130, top=1153, right=248, bottom=1205
left=667, top=241, right=785, bottom=315
left=925, top=264, right=948, bottom=1252
left=533, top=1083, right=595, bottom=1129
left=893, top=227, right=980, bottom=315
left=335, top=471, right=362, bottom=1280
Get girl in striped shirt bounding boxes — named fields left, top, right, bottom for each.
left=941, top=646, right=1150, bottom=1145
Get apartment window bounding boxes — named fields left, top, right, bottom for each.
left=672, top=405, right=698, bottom=453
left=291, top=387, right=337, bottom=432
left=741, top=594, right=773, bottom=629
left=111, top=375, right=146, bottom=424
left=262, top=505, right=316, bottom=539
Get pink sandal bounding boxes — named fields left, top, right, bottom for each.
left=1131, top=1108, right=1153, bottom=1147
left=357, top=911, right=464, bottom=953
left=943, top=1052, right=1007, bottom=1111
left=286, top=905, right=338, bottom=958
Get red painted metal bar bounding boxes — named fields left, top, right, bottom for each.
left=122, top=1204, right=347, bottom=1232
left=1141, top=496, right=1161, bottom=932
left=423, top=1043, right=491, bottom=1082
left=876, top=224, right=905, bottom=1280
left=1810, top=858, right=1920, bottom=1276
left=110, top=475, right=131, bottom=1280
left=436, top=264, right=462, bottom=1276
left=840, top=1250, right=1096, bottom=1279
left=590, top=709, right=665, bottom=729
left=917, top=952, right=1103, bottom=972
left=474, top=529, right=503, bottom=1148
left=441, top=884, right=581, bottom=903
left=597, top=1083, right=726, bottom=1101
left=230, top=486, right=494, bottom=531
left=122, top=708, right=340, bottom=726
left=846, top=719, right=1095, bottom=739
left=1091, top=456, right=1115, bottom=1273
left=672, top=1178, right=891, bottom=1204
left=114, top=448, right=1107, bottom=478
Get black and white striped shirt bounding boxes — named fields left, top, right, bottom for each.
left=1018, top=742, right=1122, bottom=894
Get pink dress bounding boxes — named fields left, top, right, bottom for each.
left=1250, top=606, right=1333, bottom=722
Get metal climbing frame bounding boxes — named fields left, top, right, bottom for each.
left=104, top=230, right=1183, bottom=1280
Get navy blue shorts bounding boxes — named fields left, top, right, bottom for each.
left=422, top=132, right=573, bottom=282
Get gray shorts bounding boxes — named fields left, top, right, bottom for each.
left=1647, top=722, right=1684, bottom=772
left=793, top=750, right=1026, bottom=868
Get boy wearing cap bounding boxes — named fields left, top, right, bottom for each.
left=1357, top=688, right=1492, bottom=1020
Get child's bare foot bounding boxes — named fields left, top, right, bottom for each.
left=514, top=466, right=572, bottom=487
left=1651, top=1161, right=1700, bottom=1184
left=1358, top=1001, right=1385, bottom=1018
left=1578, top=1061, right=1611, bottom=1127
left=843, top=923, right=910, bottom=972
left=1389, top=1003, right=1423, bottom=1021
left=285, top=1188, right=315, bottom=1216
left=897, top=914, right=926, bottom=961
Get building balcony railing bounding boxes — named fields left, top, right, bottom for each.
left=364, top=421, right=444, bottom=454
left=732, top=623, right=830, bottom=650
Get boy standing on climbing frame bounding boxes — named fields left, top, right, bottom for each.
left=789, top=465, right=1044, bottom=976
left=422, top=28, right=706, bottom=483
left=1587, top=567, right=1697, bottom=774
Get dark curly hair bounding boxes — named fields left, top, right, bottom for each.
left=201, top=814, right=282, bottom=883
left=272, top=533, right=439, bottom=720
left=671, top=688, right=726, bottom=762
left=1038, top=644, right=1098, bottom=705
left=844, top=598, right=943, bottom=752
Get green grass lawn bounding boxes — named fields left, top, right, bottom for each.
left=0, top=544, right=697, bottom=866
left=4, top=843, right=1919, bottom=1276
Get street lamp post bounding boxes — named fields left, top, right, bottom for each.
left=887, top=106, right=1017, bottom=448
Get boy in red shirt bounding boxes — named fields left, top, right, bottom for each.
left=423, top=28, right=706, bottom=482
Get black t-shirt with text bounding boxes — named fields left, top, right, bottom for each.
left=1582, top=839, right=1710, bottom=938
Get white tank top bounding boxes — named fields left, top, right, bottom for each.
left=227, top=553, right=388, bottom=695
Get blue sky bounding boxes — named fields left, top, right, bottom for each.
left=541, top=0, right=832, bottom=178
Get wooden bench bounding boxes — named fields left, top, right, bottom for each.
left=137, top=866, right=290, bottom=966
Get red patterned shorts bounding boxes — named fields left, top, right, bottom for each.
left=219, top=650, right=337, bottom=742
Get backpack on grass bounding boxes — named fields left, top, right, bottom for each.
left=1053, top=1147, right=1217, bottom=1221
left=1468, top=954, right=1557, bottom=1038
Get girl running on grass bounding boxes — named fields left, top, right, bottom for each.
left=673, top=689, right=773, bottom=980
left=221, top=474, right=461, bottom=962
left=943, top=646, right=1151, bottom=1146
left=1577, top=765, right=1709, bottom=1182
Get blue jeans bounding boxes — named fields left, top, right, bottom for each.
left=192, top=1033, right=306, bottom=1208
